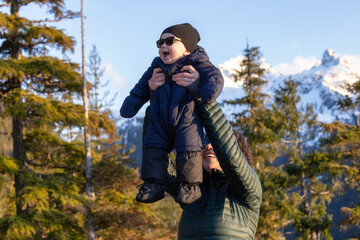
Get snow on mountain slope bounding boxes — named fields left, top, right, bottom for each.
left=218, top=49, right=360, bottom=123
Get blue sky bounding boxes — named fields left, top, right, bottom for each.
left=16, top=0, right=360, bottom=114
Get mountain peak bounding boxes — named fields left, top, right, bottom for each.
left=321, top=49, right=348, bottom=66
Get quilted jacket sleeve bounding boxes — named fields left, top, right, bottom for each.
left=197, top=100, right=262, bottom=210
left=119, top=66, right=153, bottom=118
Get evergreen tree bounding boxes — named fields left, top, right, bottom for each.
left=87, top=45, right=117, bottom=113
left=0, top=1, right=115, bottom=239
left=254, top=77, right=303, bottom=239
left=225, top=44, right=276, bottom=167
left=337, top=77, right=360, bottom=126
left=226, top=45, right=286, bottom=239
left=273, top=77, right=342, bottom=239
left=323, top=78, right=360, bottom=237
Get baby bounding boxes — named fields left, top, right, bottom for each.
left=120, top=23, right=223, bottom=204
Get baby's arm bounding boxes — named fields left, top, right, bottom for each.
left=120, top=67, right=153, bottom=118
left=195, top=61, right=224, bottom=103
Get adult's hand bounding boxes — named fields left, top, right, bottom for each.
left=172, top=65, right=199, bottom=87
left=148, top=68, right=165, bottom=91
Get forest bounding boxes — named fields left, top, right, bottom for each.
left=0, top=1, right=359, bottom=240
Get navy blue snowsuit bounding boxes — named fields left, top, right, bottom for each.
left=120, top=46, right=223, bottom=185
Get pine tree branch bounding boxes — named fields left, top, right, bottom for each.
left=24, top=79, right=68, bottom=94
left=29, top=12, right=80, bottom=24
left=0, top=3, right=10, bottom=7
left=30, top=18, right=66, bottom=24
left=25, top=158, right=84, bottom=171
left=22, top=40, right=48, bottom=47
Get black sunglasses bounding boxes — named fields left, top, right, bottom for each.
left=156, top=36, right=182, bottom=48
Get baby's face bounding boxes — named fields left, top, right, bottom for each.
left=158, top=33, right=190, bottom=65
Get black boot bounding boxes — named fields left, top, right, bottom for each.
left=176, top=183, right=201, bottom=204
left=136, top=182, right=166, bottom=203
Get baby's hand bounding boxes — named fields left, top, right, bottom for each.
left=172, top=65, right=199, bottom=87
left=149, top=68, right=165, bottom=91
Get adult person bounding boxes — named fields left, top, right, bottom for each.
left=149, top=67, right=263, bottom=239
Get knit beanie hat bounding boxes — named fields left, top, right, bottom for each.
left=161, top=23, right=200, bottom=53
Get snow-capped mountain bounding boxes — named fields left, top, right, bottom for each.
left=218, top=49, right=360, bottom=123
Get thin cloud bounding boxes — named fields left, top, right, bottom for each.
left=273, top=55, right=320, bottom=75
left=102, top=62, right=129, bottom=113
left=343, top=55, right=360, bottom=74
left=103, top=62, right=126, bottom=89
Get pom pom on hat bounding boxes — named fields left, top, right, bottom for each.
left=161, top=23, right=200, bottom=53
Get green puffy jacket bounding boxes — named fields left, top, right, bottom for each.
left=167, top=100, right=262, bottom=240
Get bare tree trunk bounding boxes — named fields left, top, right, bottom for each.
left=81, top=0, right=96, bottom=239
left=13, top=117, right=25, bottom=215
left=10, top=1, right=25, bottom=216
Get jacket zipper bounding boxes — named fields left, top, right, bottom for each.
left=165, top=67, right=173, bottom=131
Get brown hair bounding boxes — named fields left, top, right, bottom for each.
left=233, top=130, right=254, bottom=168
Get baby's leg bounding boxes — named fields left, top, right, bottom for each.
left=141, top=147, right=170, bottom=183
left=175, top=151, right=203, bottom=204
left=174, top=121, right=204, bottom=204
left=136, top=148, right=169, bottom=203
left=176, top=151, right=203, bottom=184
